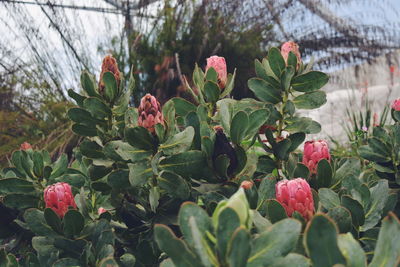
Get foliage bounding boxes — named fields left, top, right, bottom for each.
left=1, top=45, right=399, bottom=267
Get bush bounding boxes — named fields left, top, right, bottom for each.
left=0, top=43, right=399, bottom=267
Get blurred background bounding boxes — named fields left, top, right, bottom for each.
left=1, top=0, right=400, bottom=165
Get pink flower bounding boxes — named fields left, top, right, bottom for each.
left=302, top=140, right=331, bottom=174
left=98, top=55, right=121, bottom=95
left=44, top=182, right=77, bottom=218
left=392, top=99, right=400, bottom=111
left=98, top=207, right=107, bottom=215
left=373, top=112, right=379, bottom=127
left=240, top=180, right=254, bottom=190
left=281, top=41, right=301, bottom=70
left=206, top=56, right=227, bottom=89
left=20, top=142, right=32, bottom=151
left=137, top=94, right=164, bottom=134
left=275, top=178, right=314, bottom=221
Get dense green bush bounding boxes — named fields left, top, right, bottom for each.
left=0, top=43, right=399, bottom=267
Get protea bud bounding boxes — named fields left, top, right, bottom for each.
left=44, top=182, right=77, bottom=218
left=240, top=180, right=254, bottom=190
left=206, top=56, right=227, bottom=89
left=20, top=142, right=32, bottom=151
left=281, top=41, right=301, bottom=69
left=391, top=99, right=400, bottom=111
left=212, top=126, right=238, bottom=178
left=98, top=55, right=121, bottom=95
left=275, top=178, right=314, bottom=221
left=138, top=93, right=164, bottom=134
left=98, top=207, right=107, bottom=215
left=302, top=140, right=331, bottom=174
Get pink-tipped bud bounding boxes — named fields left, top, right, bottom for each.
left=281, top=41, right=301, bottom=70
left=98, top=55, right=121, bottom=94
left=391, top=99, right=400, bottom=111
left=302, top=140, right=331, bottom=174
left=98, top=207, right=107, bottom=215
left=240, top=180, right=254, bottom=190
left=20, top=142, right=32, bottom=151
left=44, top=182, right=77, bottom=218
left=275, top=178, right=314, bottom=221
left=138, top=93, right=164, bottom=134
left=206, top=56, right=227, bottom=89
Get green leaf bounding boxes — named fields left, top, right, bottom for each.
left=293, top=91, right=327, bottom=109
left=270, top=253, right=310, bottom=267
left=221, top=69, right=236, bottom=98
left=72, top=123, right=97, bottom=136
left=337, top=233, right=367, bottom=267
left=171, top=97, right=197, bottom=117
left=230, top=111, right=249, bottom=144
left=358, top=145, right=390, bottom=162
left=159, top=151, right=208, bottom=179
left=204, top=81, right=220, bottom=103
left=316, top=159, right=332, bottom=188
left=63, top=210, right=84, bottom=237
left=154, top=224, right=201, bottom=267
left=362, top=180, right=389, bottom=231
left=24, top=209, right=59, bottom=237
left=125, top=126, right=155, bottom=151
left=80, top=140, right=104, bottom=159
left=287, top=52, right=298, bottom=70
left=217, top=207, right=241, bottom=261
left=265, top=199, right=288, bottom=223
left=267, top=47, right=286, bottom=78
left=281, top=66, right=295, bottom=91
left=341, top=195, right=365, bottom=228
left=120, top=253, right=136, bottom=267
left=83, top=97, right=111, bottom=120
left=256, top=156, right=277, bottom=174
left=104, top=140, right=151, bottom=162
left=291, top=71, right=329, bottom=92
left=67, top=107, right=96, bottom=125
left=68, top=89, right=86, bottom=107
left=255, top=59, right=269, bottom=80
left=247, top=219, right=301, bottom=267
left=369, top=213, right=400, bottom=267
left=327, top=206, right=352, bottom=233
left=293, top=163, right=310, bottom=179
left=128, top=162, right=152, bottom=187
left=285, top=117, right=321, bottom=134
left=318, top=188, right=340, bottom=210
left=245, top=109, right=270, bottom=139
left=157, top=171, right=190, bottom=199
left=81, top=70, right=98, bottom=97
left=32, top=151, right=44, bottom=178
left=304, top=214, right=346, bottom=267
left=227, top=227, right=251, bottom=267
left=160, top=127, right=195, bottom=155
left=102, top=71, right=118, bottom=102
left=205, top=67, right=218, bottom=83
left=44, top=208, right=63, bottom=234
left=53, top=258, right=82, bottom=267
left=107, top=169, right=131, bottom=189
left=3, top=194, right=38, bottom=209
left=287, top=132, right=305, bottom=153
left=0, top=178, right=35, bottom=194
left=248, top=78, right=282, bottom=104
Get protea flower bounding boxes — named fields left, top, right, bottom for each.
left=20, top=142, right=32, bottom=150
left=138, top=93, right=164, bottom=134
left=302, top=140, right=331, bottom=174
left=281, top=41, right=301, bottom=69
left=206, top=56, right=227, bottom=89
left=392, top=99, right=400, bottom=111
left=98, top=55, right=121, bottom=95
left=240, top=180, right=254, bottom=190
left=275, top=178, right=314, bottom=221
left=98, top=207, right=107, bottom=215
left=44, top=182, right=77, bottom=218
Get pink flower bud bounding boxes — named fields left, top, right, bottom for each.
left=302, top=140, right=331, bottom=174
left=373, top=112, right=379, bottom=127
left=98, top=55, right=121, bottom=95
left=240, top=180, right=254, bottom=190
left=44, top=182, right=77, bottom=218
left=138, top=94, right=164, bottom=134
left=392, top=99, right=400, bottom=111
left=281, top=41, right=301, bottom=70
left=20, top=142, right=32, bottom=151
left=98, top=207, right=107, bottom=215
left=275, top=178, right=314, bottom=221
left=206, top=56, right=227, bottom=89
